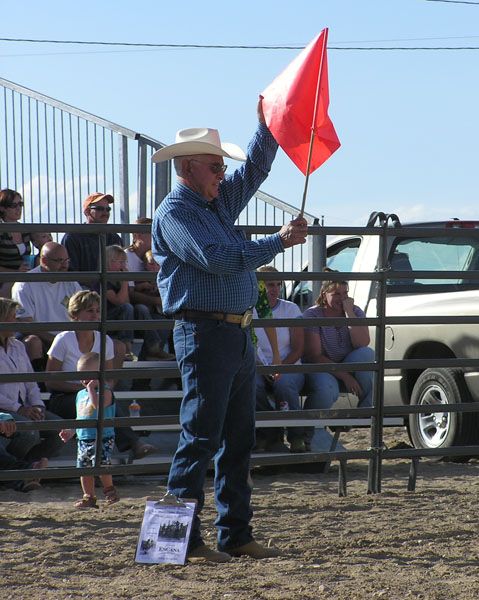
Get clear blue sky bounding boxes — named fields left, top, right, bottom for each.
left=2, top=0, right=478, bottom=225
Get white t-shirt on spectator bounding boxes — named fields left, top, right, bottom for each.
left=126, top=248, right=145, bottom=288
left=48, top=330, right=114, bottom=383
left=12, top=266, right=82, bottom=334
left=255, top=299, right=302, bottom=365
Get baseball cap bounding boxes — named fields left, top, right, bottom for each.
left=82, top=192, right=114, bottom=212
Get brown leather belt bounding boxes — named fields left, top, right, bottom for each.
left=175, top=309, right=253, bottom=328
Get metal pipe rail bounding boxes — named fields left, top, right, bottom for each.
left=2, top=221, right=479, bottom=493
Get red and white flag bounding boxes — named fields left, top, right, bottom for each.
left=261, top=29, right=340, bottom=176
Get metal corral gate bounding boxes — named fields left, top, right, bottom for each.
left=2, top=221, right=479, bottom=495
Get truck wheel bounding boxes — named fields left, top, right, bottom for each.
left=408, top=368, right=477, bottom=452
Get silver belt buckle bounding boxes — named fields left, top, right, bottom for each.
left=240, top=309, right=253, bottom=328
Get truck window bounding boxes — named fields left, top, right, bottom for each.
left=291, top=237, right=361, bottom=310
left=327, top=238, right=360, bottom=272
left=388, top=236, right=479, bottom=289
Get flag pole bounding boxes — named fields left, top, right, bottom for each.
left=299, top=28, right=329, bottom=218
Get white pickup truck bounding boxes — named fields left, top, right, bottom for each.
left=295, top=212, right=479, bottom=452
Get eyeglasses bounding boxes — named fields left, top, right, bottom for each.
left=4, top=202, right=24, bottom=209
left=89, top=205, right=112, bottom=213
left=189, top=159, right=227, bottom=175
left=47, top=257, right=70, bottom=264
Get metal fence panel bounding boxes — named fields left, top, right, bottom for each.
left=1, top=76, right=319, bottom=270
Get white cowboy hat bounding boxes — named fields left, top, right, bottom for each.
left=151, top=127, right=246, bottom=163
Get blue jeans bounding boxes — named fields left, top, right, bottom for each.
left=108, top=302, right=169, bottom=352
left=168, top=318, right=256, bottom=551
left=133, top=303, right=169, bottom=353
left=305, top=346, right=375, bottom=409
left=107, top=303, right=134, bottom=343
left=255, top=372, right=305, bottom=441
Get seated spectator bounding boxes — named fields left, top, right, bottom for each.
left=104, top=245, right=135, bottom=358
left=12, top=242, right=83, bottom=372
left=251, top=268, right=282, bottom=452
left=255, top=276, right=281, bottom=366
left=59, top=352, right=120, bottom=509
left=61, top=192, right=122, bottom=289
left=30, top=232, right=53, bottom=267
left=126, top=218, right=150, bottom=270
left=144, top=249, right=159, bottom=272
left=0, top=411, right=48, bottom=492
left=46, top=290, right=156, bottom=460
left=254, top=266, right=306, bottom=453
left=125, top=220, right=172, bottom=351
left=0, top=412, right=34, bottom=469
left=0, top=413, right=40, bottom=492
left=0, top=412, right=18, bottom=467
left=0, top=297, right=64, bottom=488
left=125, top=219, right=163, bottom=304
left=139, top=251, right=178, bottom=386
left=0, top=189, right=32, bottom=298
left=12, top=242, right=125, bottom=373
left=141, top=249, right=174, bottom=352
left=105, top=245, right=173, bottom=361
left=302, top=270, right=374, bottom=411
left=142, top=250, right=175, bottom=352
left=140, top=249, right=162, bottom=311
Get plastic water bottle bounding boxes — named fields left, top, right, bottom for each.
left=22, top=255, right=36, bottom=269
left=129, top=400, right=141, bottom=417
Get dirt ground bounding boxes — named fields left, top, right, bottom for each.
left=2, top=428, right=479, bottom=600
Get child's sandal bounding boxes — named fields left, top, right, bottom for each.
left=103, top=486, right=120, bottom=505
left=75, top=494, right=99, bottom=509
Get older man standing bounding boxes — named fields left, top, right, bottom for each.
left=152, top=100, right=308, bottom=562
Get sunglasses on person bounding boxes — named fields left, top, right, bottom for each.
left=4, top=201, right=24, bottom=209
left=89, top=205, right=112, bottom=213
left=189, top=159, right=227, bottom=175
left=46, top=257, right=71, bottom=264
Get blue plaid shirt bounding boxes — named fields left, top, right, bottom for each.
left=152, top=123, right=283, bottom=314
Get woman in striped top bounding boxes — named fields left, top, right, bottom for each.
left=0, top=189, right=32, bottom=297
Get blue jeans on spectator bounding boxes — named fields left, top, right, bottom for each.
left=107, top=303, right=135, bottom=344
left=256, top=372, right=305, bottom=442
left=134, top=303, right=170, bottom=355
left=108, top=302, right=170, bottom=358
left=168, top=318, right=256, bottom=552
left=305, top=346, right=375, bottom=409
left=4, top=410, right=64, bottom=462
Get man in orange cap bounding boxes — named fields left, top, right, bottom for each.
left=61, top=192, right=122, bottom=278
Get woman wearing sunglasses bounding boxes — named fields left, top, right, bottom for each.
left=0, top=189, right=33, bottom=298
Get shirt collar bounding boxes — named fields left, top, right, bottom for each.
left=175, top=183, right=218, bottom=211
